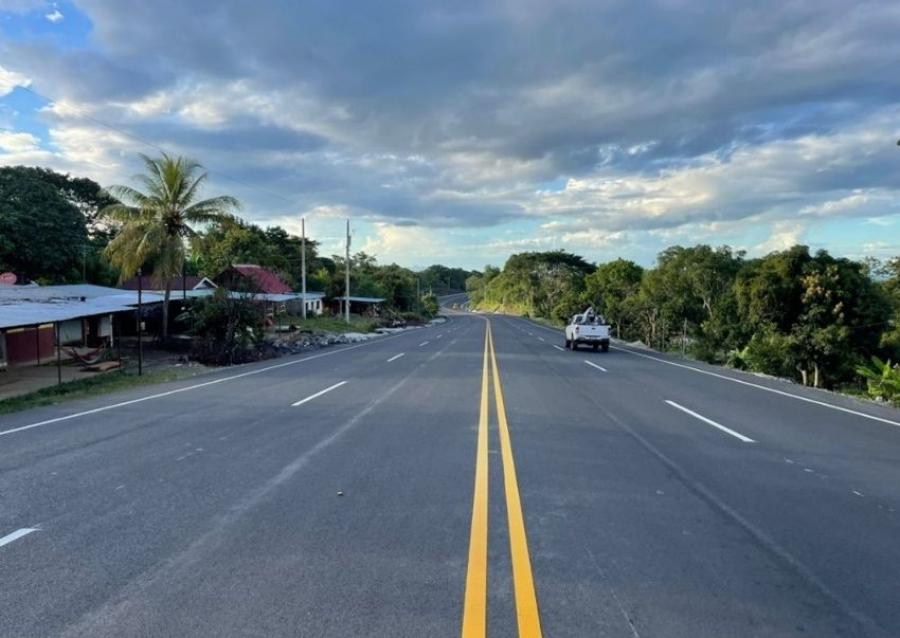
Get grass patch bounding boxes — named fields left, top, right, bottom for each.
left=0, top=368, right=194, bottom=416
left=277, top=316, right=379, bottom=334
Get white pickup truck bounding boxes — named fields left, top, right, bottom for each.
left=564, top=308, right=610, bottom=352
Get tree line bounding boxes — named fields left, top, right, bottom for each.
left=0, top=162, right=475, bottom=325
left=466, top=247, right=900, bottom=396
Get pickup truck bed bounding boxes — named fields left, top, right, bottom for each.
left=564, top=311, right=610, bottom=352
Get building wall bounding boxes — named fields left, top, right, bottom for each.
left=305, top=298, right=323, bottom=316
left=59, top=319, right=83, bottom=345
left=5, top=325, right=55, bottom=366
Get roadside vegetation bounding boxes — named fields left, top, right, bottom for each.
left=467, top=248, right=900, bottom=394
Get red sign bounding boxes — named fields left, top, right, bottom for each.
left=0, top=272, right=16, bottom=285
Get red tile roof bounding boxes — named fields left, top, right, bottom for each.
left=229, top=265, right=292, bottom=294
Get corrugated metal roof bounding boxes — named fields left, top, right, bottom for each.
left=0, top=284, right=146, bottom=301
left=334, top=296, right=385, bottom=303
left=0, top=298, right=141, bottom=329
left=0, top=285, right=164, bottom=330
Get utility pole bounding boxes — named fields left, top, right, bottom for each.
left=301, top=217, right=307, bottom=320
left=344, top=219, right=351, bottom=323
left=137, top=268, right=144, bottom=376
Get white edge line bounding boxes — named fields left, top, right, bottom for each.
left=666, top=400, right=755, bottom=443
left=418, top=341, right=429, bottom=347
left=0, top=335, right=406, bottom=438
left=584, top=360, right=607, bottom=372
left=0, top=528, right=39, bottom=548
left=553, top=345, right=565, bottom=351
left=387, top=353, right=405, bottom=362
left=514, top=316, right=900, bottom=431
left=618, top=345, right=900, bottom=430
left=291, top=381, right=348, bottom=407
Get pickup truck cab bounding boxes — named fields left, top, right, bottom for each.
left=564, top=308, right=610, bottom=352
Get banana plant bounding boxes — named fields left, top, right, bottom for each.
left=855, top=356, right=900, bottom=405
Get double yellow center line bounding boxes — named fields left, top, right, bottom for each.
left=462, top=321, right=543, bottom=637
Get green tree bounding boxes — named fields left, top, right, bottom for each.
left=103, top=154, right=239, bottom=339
left=584, top=259, right=644, bottom=338
left=183, top=288, right=264, bottom=365
left=420, top=291, right=440, bottom=317
left=419, top=265, right=474, bottom=294
left=0, top=166, right=88, bottom=282
left=877, top=256, right=900, bottom=359
left=736, top=247, right=890, bottom=386
left=472, top=251, right=592, bottom=317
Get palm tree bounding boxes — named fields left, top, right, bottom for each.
left=103, top=153, right=239, bottom=339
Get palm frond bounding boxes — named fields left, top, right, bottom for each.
left=178, top=171, right=208, bottom=209
left=104, top=152, right=241, bottom=281
left=105, top=184, right=155, bottom=209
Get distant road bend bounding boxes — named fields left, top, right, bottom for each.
left=2, top=294, right=900, bottom=637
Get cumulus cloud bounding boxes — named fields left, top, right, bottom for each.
left=754, top=221, right=808, bottom=255
left=45, top=8, right=63, bottom=22
left=0, top=130, right=40, bottom=152
left=2, top=0, right=900, bottom=265
left=0, top=64, right=30, bottom=97
left=529, top=109, right=900, bottom=232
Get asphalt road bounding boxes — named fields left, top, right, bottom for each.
left=2, top=298, right=900, bottom=637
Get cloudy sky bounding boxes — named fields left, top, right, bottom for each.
left=1, top=0, right=899, bottom=269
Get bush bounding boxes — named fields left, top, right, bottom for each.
left=856, top=356, right=900, bottom=406
left=743, top=329, right=796, bottom=378
left=399, top=311, right=427, bottom=324
left=183, top=290, right=266, bottom=365
left=420, top=292, right=440, bottom=318
left=725, top=346, right=750, bottom=370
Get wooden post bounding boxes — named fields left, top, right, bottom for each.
left=56, top=321, right=62, bottom=385
left=137, top=268, right=144, bottom=376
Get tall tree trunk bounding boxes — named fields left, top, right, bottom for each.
left=162, top=281, right=172, bottom=340
left=813, top=362, right=820, bottom=388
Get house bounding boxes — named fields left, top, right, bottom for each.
left=215, top=265, right=325, bottom=316
left=330, top=295, right=385, bottom=317
left=0, top=284, right=161, bottom=368
left=215, top=265, right=292, bottom=294
left=292, top=292, right=326, bottom=317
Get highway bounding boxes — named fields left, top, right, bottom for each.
left=2, top=296, right=900, bottom=637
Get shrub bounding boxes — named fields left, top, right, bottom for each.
left=856, top=356, right=900, bottom=406
left=420, top=292, right=440, bottom=317
left=743, top=329, right=796, bottom=378
left=183, top=290, right=266, bottom=365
